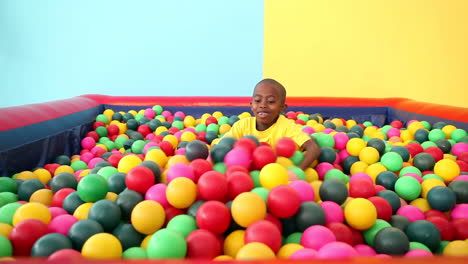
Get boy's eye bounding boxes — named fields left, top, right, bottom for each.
left=268, top=100, right=276, bottom=104
left=253, top=99, right=261, bottom=103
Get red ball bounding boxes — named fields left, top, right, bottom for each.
left=234, top=137, right=258, bottom=153
left=151, top=135, right=164, bottom=143
left=44, top=163, right=61, bottom=176
left=158, top=141, right=175, bottom=156
left=426, top=216, right=454, bottom=241
left=196, top=200, right=231, bottom=235
left=225, top=165, right=250, bottom=177
left=205, top=116, right=218, bottom=125
left=267, top=185, right=301, bottom=219
left=197, top=171, right=228, bottom=201
left=244, top=220, right=282, bottom=253
left=374, top=185, right=386, bottom=193
left=285, top=111, right=297, bottom=120
left=264, top=213, right=283, bottom=234
left=226, top=171, right=254, bottom=200
left=186, top=229, right=222, bottom=259
left=125, top=166, right=155, bottom=194
left=164, top=206, right=185, bottom=226
left=51, top=188, right=75, bottom=208
left=451, top=218, right=468, bottom=240
left=349, top=178, right=376, bottom=198
left=350, top=227, right=364, bottom=246
left=107, top=124, right=120, bottom=136
left=275, top=137, right=297, bottom=158
left=86, top=131, right=100, bottom=142
left=390, top=120, right=404, bottom=129
left=295, top=119, right=306, bottom=125
left=107, top=153, right=123, bottom=168
left=93, top=121, right=106, bottom=130
left=326, top=222, right=353, bottom=245
left=9, top=219, right=49, bottom=256
left=456, top=160, right=468, bottom=172
left=424, top=146, right=444, bottom=162
left=424, top=209, right=449, bottom=220
left=252, top=145, right=277, bottom=170
left=457, top=152, right=468, bottom=164
left=168, top=127, right=180, bottom=135
left=189, top=159, right=213, bottom=183
left=368, top=196, right=393, bottom=221
left=137, top=124, right=152, bottom=137
left=405, top=143, right=424, bottom=158
left=196, top=131, right=207, bottom=142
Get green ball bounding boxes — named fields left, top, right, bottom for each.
left=206, top=123, right=219, bottom=134
left=363, top=121, right=373, bottom=127
left=390, top=215, right=411, bottom=231
left=390, top=146, right=410, bottom=162
left=17, top=179, right=44, bottom=201
left=405, top=220, right=441, bottom=252
left=342, top=156, right=359, bottom=175
left=399, top=166, right=422, bottom=177
left=318, top=146, right=336, bottom=163
left=131, top=140, right=146, bottom=154
left=195, top=124, right=207, bottom=133
left=187, top=200, right=206, bottom=218
left=95, top=126, right=108, bottom=137
left=166, top=214, right=197, bottom=239
left=250, top=187, right=269, bottom=203
left=285, top=232, right=302, bottom=244
left=427, top=186, right=456, bottom=212
left=97, top=166, right=119, bottom=181
left=152, top=105, right=163, bottom=115
left=435, top=139, right=452, bottom=153
left=0, top=234, right=12, bottom=257
left=62, top=191, right=85, bottom=214
left=394, top=176, right=421, bottom=201
left=422, top=173, right=444, bottom=182
left=374, top=227, right=409, bottom=255
left=210, top=145, right=231, bottom=163
left=288, top=166, right=306, bottom=181
left=126, top=119, right=139, bottom=130
left=412, top=152, right=435, bottom=172
left=113, top=222, right=145, bottom=250
left=428, top=129, right=446, bottom=142
left=96, top=114, right=109, bottom=124
left=421, top=141, right=437, bottom=149
left=324, top=169, right=348, bottom=184
left=363, top=219, right=391, bottom=246
left=88, top=199, right=122, bottom=232
left=435, top=240, right=450, bottom=254
left=316, top=133, right=335, bottom=148
left=380, top=152, right=403, bottom=172
left=68, top=219, right=104, bottom=250
left=0, top=192, right=18, bottom=204
left=451, top=128, right=468, bottom=142
left=250, top=170, right=261, bottom=188
left=134, top=113, right=144, bottom=122
left=99, top=137, right=111, bottom=144
left=213, top=162, right=227, bottom=173
left=0, top=202, right=22, bottom=225
left=421, top=121, right=432, bottom=130
left=217, top=116, right=229, bottom=125
left=290, top=150, right=304, bottom=166
left=123, top=247, right=147, bottom=259
left=228, top=115, right=240, bottom=126
left=123, top=113, right=135, bottom=122
left=108, top=172, right=127, bottom=194
left=375, top=171, right=398, bottom=191
left=204, top=131, right=219, bottom=144
left=0, top=177, right=17, bottom=193
left=115, top=136, right=128, bottom=149
left=319, top=178, right=348, bottom=204
left=295, top=201, right=325, bottom=232
left=147, top=228, right=187, bottom=259
left=432, top=122, right=447, bottom=130
left=71, top=160, right=88, bottom=171
left=172, top=120, right=185, bottom=130
left=349, top=125, right=364, bottom=137
left=50, top=172, right=78, bottom=193
left=409, top=241, right=431, bottom=252
left=104, top=141, right=116, bottom=151
left=77, top=174, right=108, bottom=202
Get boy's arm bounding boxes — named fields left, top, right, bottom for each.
left=298, top=138, right=321, bottom=170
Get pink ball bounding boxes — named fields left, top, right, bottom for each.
left=224, top=148, right=252, bottom=168
left=316, top=241, right=358, bottom=259
left=166, top=162, right=195, bottom=183
left=174, top=111, right=186, bottom=119
left=145, top=133, right=155, bottom=141
left=333, top=133, right=349, bottom=150
left=289, top=248, right=317, bottom=260
left=320, top=201, right=344, bottom=224
left=403, top=173, right=423, bottom=183
left=354, top=244, right=376, bottom=256
left=338, top=150, right=350, bottom=163
left=302, top=126, right=315, bottom=134
left=184, top=127, right=196, bottom=134
left=316, top=162, right=334, bottom=180
left=175, top=148, right=186, bottom=155
left=386, top=128, right=401, bottom=138
left=48, top=249, right=82, bottom=261
left=453, top=175, right=468, bottom=181
left=144, top=108, right=156, bottom=119
left=451, top=204, right=468, bottom=220
left=174, top=131, right=183, bottom=140
left=145, top=183, right=170, bottom=209
left=301, top=225, right=336, bottom=250
left=48, top=207, right=68, bottom=219
left=161, top=110, right=172, bottom=118
left=405, top=249, right=433, bottom=257
left=81, top=136, right=96, bottom=150
left=452, top=143, right=468, bottom=156
left=48, top=214, right=78, bottom=236
left=350, top=172, right=373, bottom=183
left=322, top=128, right=334, bottom=134
left=396, top=205, right=425, bottom=222
left=87, top=157, right=104, bottom=169
left=80, top=151, right=94, bottom=164
left=288, top=180, right=315, bottom=202
left=143, top=142, right=158, bottom=154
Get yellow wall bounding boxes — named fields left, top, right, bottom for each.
left=264, top=0, right=468, bottom=108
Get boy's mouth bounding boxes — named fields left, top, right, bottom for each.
left=257, top=111, right=269, bottom=118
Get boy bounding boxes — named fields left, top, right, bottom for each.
left=221, top=78, right=321, bottom=170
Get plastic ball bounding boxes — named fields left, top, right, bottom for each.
left=368, top=196, right=393, bottom=221
left=131, top=200, right=165, bottom=235
left=326, top=222, right=353, bottom=245
left=426, top=216, right=454, bottom=241
left=349, top=177, right=376, bottom=198
left=443, top=240, right=468, bottom=257
left=394, top=176, right=421, bottom=201
left=320, top=201, right=344, bottom=224
left=196, top=171, right=227, bottom=201
left=186, top=229, right=221, bottom=259
left=359, top=146, right=380, bottom=165
left=118, top=154, right=142, bottom=173
left=147, top=228, right=187, bottom=259
left=8, top=219, right=49, bottom=256
left=427, top=186, right=456, bottom=212
left=245, top=220, right=282, bottom=253
left=434, top=159, right=460, bottom=182
left=223, top=230, right=245, bottom=257
left=267, top=185, right=301, bottom=219
left=144, top=183, right=169, bottom=208
left=88, top=199, right=121, bottom=232
left=30, top=233, right=72, bottom=257
left=29, top=188, right=53, bottom=206
left=189, top=158, right=213, bottom=182
left=82, top=233, right=122, bottom=259
left=77, top=174, right=108, bottom=202
left=47, top=248, right=83, bottom=261
left=196, top=200, right=231, bottom=235
left=231, top=192, right=266, bottom=228
left=316, top=241, right=358, bottom=259
left=17, top=179, right=44, bottom=202
left=13, top=202, right=51, bottom=226
left=451, top=218, right=468, bottom=240
left=373, top=227, right=409, bottom=255
left=405, top=220, right=441, bottom=252
left=252, top=145, right=277, bottom=169
left=166, top=177, right=197, bottom=209
left=319, top=178, right=348, bottom=205
left=301, top=225, right=336, bottom=250
left=275, top=137, right=297, bottom=158
left=236, top=242, right=276, bottom=260
left=448, top=180, right=468, bottom=203
left=227, top=171, right=254, bottom=200
left=295, top=201, right=326, bottom=231
left=344, top=198, right=377, bottom=230
left=346, top=138, right=367, bottom=156
left=48, top=214, right=78, bottom=236
left=259, top=163, right=289, bottom=190
left=166, top=214, right=197, bottom=239
left=184, top=140, right=209, bottom=161
left=288, top=180, right=315, bottom=202
left=224, top=148, right=252, bottom=168
left=396, top=205, right=425, bottom=222
left=289, top=248, right=317, bottom=259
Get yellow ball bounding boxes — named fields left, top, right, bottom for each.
left=33, top=168, right=52, bottom=184
left=145, top=148, right=169, bottom=168
left=180, top=131, right=197, bottom=142
left=81, top=233, right=122, bottom=259
left=155, top=126, right=168, bottom=135
left=346, top=119, right=357, bottom=129
left=365, top=163, right=387, bottom=182
left=166, top=177, right=197, bottom=209
left=410, top=198, right=431, bottom=212
left=212, top=111, right=224, bottom=119
left=140, top=234, right=152, bottom=249
left=421, top=178, right=446, bottom=198
left=275, top=157, right=294, bottom=167
left=359, top=147, right=380, bottom=165
left=310, top=181, right=322, bottom=202
left=183, top=115, right=196, bottom=127
left=407, top=121, right=425, bottom=135
left=13, top=202, right=51, bottom=225
left=166, top=155, right=190, bottom=169
left=163, top=135, right=179, bottom=149
left=236, top=242, right=276, bottom=260
left=304, top=168, right=319, bottom=182
left=15, top=171, right=38, bottom=180
left=442, top=125, right=457, bottom=139
left=117, top=154, right=142, bottom=173
left=434, top=159, right=460, bottom=182
left=231, top=192, right=266, bottom=228
left=223, top=230, right=246, bottom=257
left=259, top=163, right=289, bottom=190
left=443, top=154, right=457, bottom=161
left=400, top=130, right=414, bottom=142
left=0, top=223, right=13, bottom=237
left=131, top=200, right=165, bottom=235
left=219, top=124, right=232, bottom=135
left=364, top=126, right=378, bottom=137
left=346, top=138, right=367, bottom=156
left=277, top=243, right=304, bottom=258
left=103, top=109, right=115, bottom=121
left=117, top=123, right=127, bottom=134
left=29, top=189, right=53, bottom=206
left=73, top=202, right=94, bottom=220
left=54, top=165, right=75, bottom=175
left=350, top=161, right=369, bottom=175
left=213, top=255, right=234, bottom=261
left=312, top=123, right=325, bottom=132
left=443, top=240, right=468, bottom=256
left=344, top=198, right=377, bottom=230
left=105, top=192, right=118, bottom=201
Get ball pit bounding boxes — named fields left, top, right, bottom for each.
left=0, top=96, right=468, bottom=263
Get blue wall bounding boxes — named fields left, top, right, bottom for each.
left=0, top=0, right=264, bottom=107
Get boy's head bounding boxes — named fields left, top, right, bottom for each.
left=250, top=78, right=288, bottom=129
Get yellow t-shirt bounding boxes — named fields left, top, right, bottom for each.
left=221, top=115, right=311, bottom=148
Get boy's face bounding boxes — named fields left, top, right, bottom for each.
left=250, top=82, right=287, bottom=129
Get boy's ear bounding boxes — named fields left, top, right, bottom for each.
left=283, top=103, right=288, bottom=112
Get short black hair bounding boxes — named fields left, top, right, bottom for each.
left=254, top=78, right=287, bottom=103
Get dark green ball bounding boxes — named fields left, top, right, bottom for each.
left=178, top=141, right=189, bottom=149
left=88, top=199, right=122, bottom=232
left=31, top=233, right=73, bottom=257
left=187, top=200, right=206, bottom=218
left=54, top=155, right=71, bottom=165
left=347, top=132, right=361, bottom=139
left=205, top=131, right=219, bottom=144
left=126, top=119, right=139, bottom=130
left=376, top=171, right=398, bottom=191
left=342, top=156, right=359, bottom=175
left=295, top=201, right=325, bottom=232
left=140, top=160, right=161, bottom=183
left=335, top=125, right=349, bottom=133
left=101, top=152, right=114, bottom=160
left=448, top=180, right=468, bottom=203
left=148, top=119, right=162, bottom=131
left=185, top=140, right=209, bottom=161
left=115, top=189, right=143, bottom=220
left=427, top=186, right=456, bottom=212
left=122, top=113, right=135, bottom=122
left=210, top=144, right=231, bottom=163
left=367, top=138, right=386, bottom=156
left=113, top=222, right=145, bottom=250
left=390, top=215, right=411, bottom=231
left=112, top=112, right=123, bottom=122
left=62, top=191, right=85, bottom=214
left=374, top=227, right=409, bottom=255
left=318, top=146, right=336, bottom=163
left=108, top=172, right=127, bottom=194
left=435, top=139, right=452, bottom=153
left=139, top=116, right=150, bottom=124
left=69, top=219, right=105, bottom=250
left=390, top=146, right=410, bottom=162
left=123, top=139, right=136, bottom=150
left=405, top=220, right=441, bottom=252
left=323, top=121, right=336, bottom=129
left=228, top=115, right=240, bottom=126
left=161, top=121, right=171, bottom=129
left=349, top=125, right=364, bottom=137
left=50, top=172, right=78, bottom=193
left=377, top=190, right=401, bottom=214
left=413, top=152, right=436, bottom=172
left=281, top=216, right=298, bottom=237
left=218, top=137, right=237, bottom=149
left=17, top=179, right=44, bottom=201
left=319, top=178, right=348, bottom=205
left=414, top=129, right=429, bottom=143
left=432, top=122, right=447, bottom=130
